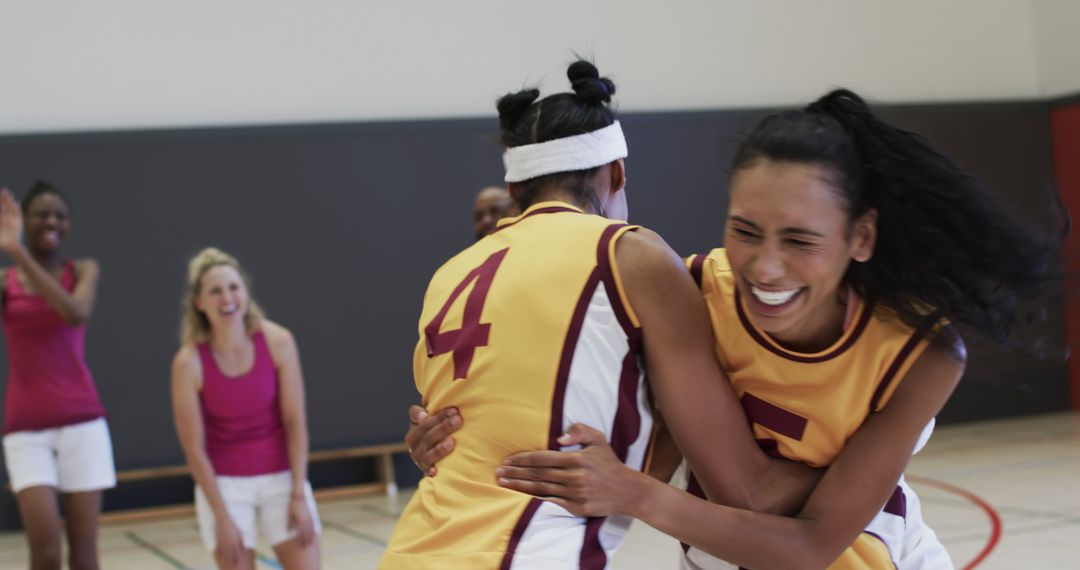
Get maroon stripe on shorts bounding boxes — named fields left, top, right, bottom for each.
left=883, top=485, right=907, bottom=519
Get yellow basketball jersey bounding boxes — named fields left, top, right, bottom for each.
left=682, top=249, right=938, bottom=570
left=382, top=202, right=654, bottom=570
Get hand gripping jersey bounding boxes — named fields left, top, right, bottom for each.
left=382, top=202, right=654, bottom=570
left=682, top=249, right=947, bottom=570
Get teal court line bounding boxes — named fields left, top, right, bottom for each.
left=125, top=531, right=191, bottom=570
left=256, top=552, right=283, bottom=569
left=357, top=504, right=401, bottom=519
left=322, top=518, right=389, bottom=547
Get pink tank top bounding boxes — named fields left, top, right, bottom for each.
left=197, top=330, right=289, bottom=476
left=2, top=261, right=106, bottom=434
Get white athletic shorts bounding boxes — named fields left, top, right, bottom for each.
left=2, top=417, right=117, bottom=494
left=195, top=470, right=321, bottom=551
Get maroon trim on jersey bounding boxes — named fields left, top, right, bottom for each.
left=547, top=269, right=602, bottom=449
left=596, top=223, right=642, bottom=340
left=609, top=348, right=644, bottom=461
left=499, top=498, right=544, bottom=570
left=489, top=206, right=582, bottom=235
left=502, top=269, right=600, bottom=568
left=689, top=254, right=706, bottom=289
left=883, top=485, right=907, bottom=519
left=869, top=314, right=939, bottom=411
left=734, top=288, right=874, bottom=363
left=581, top=222, right=646, bottom=568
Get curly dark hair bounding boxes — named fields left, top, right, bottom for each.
left=731, top=89, right=1062, bottom=351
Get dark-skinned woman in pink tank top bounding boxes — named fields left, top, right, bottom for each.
left=1, top=182, right=114, bottom=570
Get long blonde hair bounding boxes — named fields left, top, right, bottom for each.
left=180, top=247, right=265, bottom=345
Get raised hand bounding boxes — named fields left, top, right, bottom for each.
left=0, top=189, right=24, bottom=254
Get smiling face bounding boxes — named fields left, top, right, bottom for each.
left=724, top=160, right=876, bottom=350
left=194, top=265, right=250, bottom=332
left=23, top=192, right=69, bottom=255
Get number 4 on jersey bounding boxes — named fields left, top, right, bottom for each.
left=423, top=248, right=509, bottom=381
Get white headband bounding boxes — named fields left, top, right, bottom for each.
left=502, top=121, right=628, bottom=183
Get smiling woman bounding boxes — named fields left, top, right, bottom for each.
left=405, top=89, right=1063, bottom=569
left=725, top=161, right=876, bottom=353
left=0, top=181, right=114, bottom=570
left=170, top=247, right=321, bottom=570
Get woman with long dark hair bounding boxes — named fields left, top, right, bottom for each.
left=411, top=89, right=1060, bottom=568
left=383, top=61, right=829, bottom=568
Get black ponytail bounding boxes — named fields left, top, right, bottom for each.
left=733, top=89, right=1062, bottom=351
left=496, top=60, right=617, bottom=210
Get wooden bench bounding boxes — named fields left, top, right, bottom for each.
left=100, top=442, right=409, bottom=524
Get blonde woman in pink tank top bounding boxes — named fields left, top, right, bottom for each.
left=171, top=248, right=320, bottom=570
left=0, top=182, right=114, bottom=570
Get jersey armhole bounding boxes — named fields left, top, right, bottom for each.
left=605, top=224, right=643, bottom=330
left=871, top=317, right=942, bottom=411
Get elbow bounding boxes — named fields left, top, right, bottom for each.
left=281, top=415, right=306, bottom=437
left=780, top=526, right=846, bottom=570
left=61, top=309, right=90, bottom=326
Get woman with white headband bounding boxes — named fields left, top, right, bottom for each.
left=403, top=84, right=1062, bottom=567
left=381, top=60, right=822, bottom=568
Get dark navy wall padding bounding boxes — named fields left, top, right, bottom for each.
left=0, top=101, right=1066, bottom=527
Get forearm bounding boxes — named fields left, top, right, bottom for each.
left=183, top=446, right=231, bottom=520
left=629, top=472, right=831, bottom=569
left=751, top=458, right=825, bottom=516
left=8, top=247, right=87, bottom=323
left=284, top=419, right=309, bottom=491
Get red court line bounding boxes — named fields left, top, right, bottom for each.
left=906, top=474, right=1002, bottom=570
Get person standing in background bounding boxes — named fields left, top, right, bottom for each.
left=0, top=181, right=114, bottom=570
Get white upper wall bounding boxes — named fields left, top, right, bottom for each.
left=0, top=0, right=1049, bottom=134
left=1032, top=0, right=1080, bottom=98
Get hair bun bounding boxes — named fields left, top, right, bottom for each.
left=806, top=89, right=873, bottom=123
left=497, top=88, right=541, bottom=131
left=567, top=60, right=615, bottom=104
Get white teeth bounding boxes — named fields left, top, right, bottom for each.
left=219, top=305, right=238, bottom=315
left=751, top=286, right=799, bottom=306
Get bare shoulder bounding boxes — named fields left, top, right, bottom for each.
left=74, top=258, right=101, bottom=279
left=887, top=327, right=966, bottom=415
left=260, top=319, right=297, bottom=357
left=614, top=227, right=684, bottom=278
left=260, top=319, right=294, bottom=344
left=171, top=344, right=204, bottom=387
left=913, top=326, right=967, bottom=377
